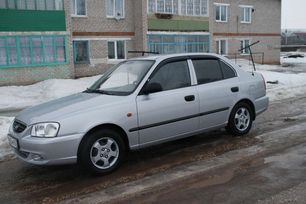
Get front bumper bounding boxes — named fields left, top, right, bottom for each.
left=9, top=133, right=84, bottom=165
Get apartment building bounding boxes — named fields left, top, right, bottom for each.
left=70, top=0, right=147, bottom=78
left=0, top=0, right=281, bottom=85
left=0, top=0, right=147, bottom=85
left=0, top=0, right=73, bottom=86
left=147, top=0, right=210, bottom=54
left=210, top=0, right=281, bottom=64
left=147, top=0, right=281, bottom=64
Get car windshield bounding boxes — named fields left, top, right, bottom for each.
left=87, top=60, right=155, bottom=95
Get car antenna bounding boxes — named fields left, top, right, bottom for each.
left=128, top=51, right=160, bottom=56
left=238, top=41, right=260, bottom=76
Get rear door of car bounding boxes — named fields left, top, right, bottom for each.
left=190, top=57, right=239, bottom=130
left=134, top=58, right=200, bottom=146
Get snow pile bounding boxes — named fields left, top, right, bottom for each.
left=0, top=75, right=100, bottom=111
left=281, top=52, right=306, bottom=64
left=0, top=117, right=14, bottom=161
left=261, top=71, right=306, bottom=101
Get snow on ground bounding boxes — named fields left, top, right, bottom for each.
left=0, top=56, right=306, bottom=161
left=281, top=52, right=306, bottom=64
left=0, top=117, right=14, bottom=161
left=0, top=75, right=100, bottom=111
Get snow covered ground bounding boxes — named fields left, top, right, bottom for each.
left=0, top=117, right=14, bottom=161
left=281, top=52, right=306, bottom=64
left=0, top=75, right=100, bottom=111
left=0, top=56, right=305, bottom=161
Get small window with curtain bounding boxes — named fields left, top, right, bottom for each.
left=215, top=3, right=228, bottom=22
left=216, top=39, right=227, bottom=55
left=107, top=0, right=124, bottom=18
left=240, top=39, right=251, bottom=54
left=108, top=41, right=126, bottom=60
left=240, top=6, right=252, bottom=23
left=0, top=0, right=64, bottom=10
left=0, top=38, right=7, bottom=65
left=0, top=35, right=67, bottom=68
left=71, top=0, right=86, bottom=16
left=74, top=41, right=89, bottom=64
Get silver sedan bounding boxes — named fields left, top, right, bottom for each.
left=7, top=53, right=268, bottom=174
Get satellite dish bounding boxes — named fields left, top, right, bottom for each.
left=115, top=13, right=122, bottom=21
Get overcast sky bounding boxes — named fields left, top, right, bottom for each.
left=282, top=0, right=306, bottom=29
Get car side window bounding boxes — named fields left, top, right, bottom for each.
left=220, top=60, right=236, bottom=79
left=149, top=60, right=191, bottom=92
left=192, top=59, right=223, bottom=85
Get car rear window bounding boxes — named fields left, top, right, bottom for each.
left=192, top=59, right=223, bottom=85
left=220, top=60, right=236, bottom=79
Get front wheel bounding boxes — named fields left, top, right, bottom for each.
left=78, top=129, right=126, bottom=175
left=227, top=102, right=253, bottom=136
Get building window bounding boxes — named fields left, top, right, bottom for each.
left=0, top=35, right=67, bottom=68
left=71, top=0, right=86, bottom=16
left=215, top=3, right=228, bottom=22
left=108, top=41, right=126, bottom=60
left=107, top=0, right=124, bottom=18
left=148, top=34, right=210, bottom=54
left=0, top=0, right=64, bottom=10
left=240, top=6, right=252, bottom=23
left=148, top=0, right=207, bottom=16
left=73, top=41, right=89, bottom=64
left=216, top=39, right=227, bottom=55
left=240, top=39, right=250, bottom=54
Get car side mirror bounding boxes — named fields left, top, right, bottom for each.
left=143, top=82, right=162, bottom=95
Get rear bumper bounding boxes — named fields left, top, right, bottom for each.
left=10, top=133, right=84, bottom=165
left=254, top=95, right=269, bottom=117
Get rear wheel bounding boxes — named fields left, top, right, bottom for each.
left=227, top=102, right=253, bottom=136
left=79, top=129, right=126, bottom=175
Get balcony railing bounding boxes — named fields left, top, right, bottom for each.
left=0, top=0, right=64, bottom=11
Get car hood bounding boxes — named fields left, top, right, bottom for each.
left=16, top=92, right=126, bottom=125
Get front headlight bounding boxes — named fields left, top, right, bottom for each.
left=31, top=123, right=60, bottom=138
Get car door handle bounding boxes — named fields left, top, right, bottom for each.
left=231, top=87, right=239, bottom=93
left=184, top=95, right=195, bottom=102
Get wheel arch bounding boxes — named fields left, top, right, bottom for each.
left=77, top=123, right=130, bottom=161
left=232, top=99, right=256, bottom=120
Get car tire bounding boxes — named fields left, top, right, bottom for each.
left=227, top=102, right=253, bottom=136
left=78, top=129, right=126, bottom=175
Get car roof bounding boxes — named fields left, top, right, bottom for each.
left=130, top=53, right=222, bottom=61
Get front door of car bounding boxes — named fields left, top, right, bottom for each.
left=135, top=59, right=200, bottom=146
left=191, top=58, right=239, bottom=130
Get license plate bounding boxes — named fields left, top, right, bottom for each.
left=8, top=135, right=18, bottom=149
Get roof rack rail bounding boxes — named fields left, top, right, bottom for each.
left=128, top=51, right=160, bottom=56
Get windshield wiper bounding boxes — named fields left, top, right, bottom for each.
left=83, top=88, right=105, bottom=94
left=83, top=88, right=115, bottom=95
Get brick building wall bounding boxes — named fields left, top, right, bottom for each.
left=210, top=0, right=281, bottom=64
left=71, top=0, right=147, bottom=78
left=0, top=0, right=74, bottom=86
